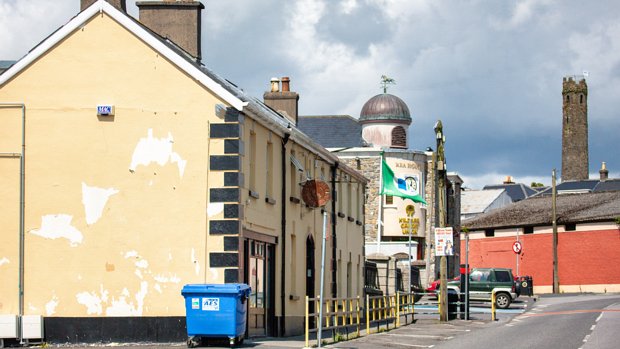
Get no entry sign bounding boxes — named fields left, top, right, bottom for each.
left=512, top=241, right=523, bottom=254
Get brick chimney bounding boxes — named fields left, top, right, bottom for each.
left=599, top=162, right=609, bottom=181
left=136, top=1, right=204, bottom=60
left=263, top=77, right=299, bottom=126
left=81, top=0, right=126, bottom=11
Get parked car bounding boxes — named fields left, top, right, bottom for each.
left=426, top=276, right=460, bottom=297
left=447, top=268, right=518, bottom=309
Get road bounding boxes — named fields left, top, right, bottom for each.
left=433, top=293, right=620, bottom=349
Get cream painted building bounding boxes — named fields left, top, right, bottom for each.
left=0, top=0, right=366, bottom=343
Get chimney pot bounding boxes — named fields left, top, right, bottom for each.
left=281, top=77, right=291, bottom=92
left=270, top=78, right=280, bottom=93
left=599, top=161, right=609, bottom=181
left=503, top=176, right=514, bottom=184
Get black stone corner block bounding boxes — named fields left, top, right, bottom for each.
left=225, top=268, right=239, bottom=283
left=210, top=252, right=238, bottom=268
left=224, top=139, right=240, bottom=154
left=210, top=220, right=240, bottom=235
left=223, top=236, right=239, bottom=251
left=224, top=172, right=240, bottom=187
left=224, top=204, right=239, bottom=218
left=210, top=123, right=240, bottom=138
left=210, top=155, right=240, bottom=171
left=210, top=188, right=239, bottom=203
left=224, top=107, right=240, bottom=122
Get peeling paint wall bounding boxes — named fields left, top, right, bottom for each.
left=0, top=13, right=218, bottom=317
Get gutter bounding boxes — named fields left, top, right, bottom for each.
left=0, top=103, right=26, bottom=343
left=330, top=162, right=339, bottom=297
left=279, top=132, right=290, bottom=336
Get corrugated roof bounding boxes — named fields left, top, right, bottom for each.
left=461, top=189, right=507, bottom=215
left=463, top=191, right=620, bottom=230
left=297, top=115, right=364, bottom=148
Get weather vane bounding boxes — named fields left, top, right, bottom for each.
left=380, top=75, right=396, bottom=93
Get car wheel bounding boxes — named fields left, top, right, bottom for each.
left=495, top=292, right=511, bottom=309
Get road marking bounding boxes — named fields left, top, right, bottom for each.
left=380, top=333, right=450, bottom=339
left=583, top=334, right=590, bottom=342
left=596, top=313, right=603, bottom=322
left=590, top=325, right=595, bottom=331
left=522, top=309, right=620, bottom=317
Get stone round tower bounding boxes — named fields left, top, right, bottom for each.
left=561, top=76, right=589, bottom=181
left=359, top=93, right=412, bottom=148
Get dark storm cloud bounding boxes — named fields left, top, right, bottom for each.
left=2, top=0, right=619, bottom=188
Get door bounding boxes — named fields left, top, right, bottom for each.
left=247, top=240, right=274, bottom=337
left=306, top=236, right=315, bottom=328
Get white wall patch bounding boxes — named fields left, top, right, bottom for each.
left=30, top=214, right=83, bottom=246
left=105, top=281, right=148, bottom=316
left=154, top=273, right=181, bottom=284
left=82, top=183, right=119, bottom=225
left=0, top=257, right=9, bottom=266
left=45, top=296, right=59, bottom=316
left=76, top=286, right=109, bottom=315
left=129, top=129, right=187, bottom=178
left=207, top=203, right=224, bottom=218
left=135, top=259, right=149, bottom=269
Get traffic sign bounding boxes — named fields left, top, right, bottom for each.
left=512, top=241, right=522, bottom=254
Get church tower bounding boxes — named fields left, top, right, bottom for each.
left=561, top=76, right=589, bottom=181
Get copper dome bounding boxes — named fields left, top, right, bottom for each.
left=359, top=93, right=411, bottom=124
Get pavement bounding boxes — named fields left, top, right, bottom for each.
left=41, top=296, right=537, bottom=349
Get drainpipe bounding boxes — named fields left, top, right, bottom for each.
left=0, top=103, right=26, bottom=343
left=280, top=133, right=290, bottom=336
left=330, top=163, right=339, bottom=297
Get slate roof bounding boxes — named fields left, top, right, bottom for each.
left=483, top=183, right=537, bottom=202
left=534, top=179, right=620, bottom=196
left=462, top=191, right=620, bottom=230
left=0, top=60, right=15, bottom=74
left=297, top=115, right=365, bottom=148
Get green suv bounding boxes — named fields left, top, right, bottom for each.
left=448, top=268, right=517, bottom=309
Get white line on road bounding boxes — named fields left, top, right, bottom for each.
left=596, top=313, right=603, bottom=322
left=380, top=333, right=451, bottom=339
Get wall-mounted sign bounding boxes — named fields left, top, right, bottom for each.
left=97, top=105, right=115, bottom=116
left=512, top=241, right=522, bottom=254
left=301, top=179, right=331, bottom=208
left=435, top=227, right=454, bottom=256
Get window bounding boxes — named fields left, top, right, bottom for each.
left=565, top=223, right=576, bottom=231
left=249, top=131, right=256, bottom=192
left=391, top=126, right=407, bottom=148
left=484, top=229, right=494, bottom=237
left=385, top=195, right=393, bottom=205
left=566, top=95, right=570, bottom=103
left=290, top=233, right=297, bottom=294
left=347, top=181, right=352, bottom=217
left=495, top=270, right=512, bottom=282
left=266, top=141, right=273, bottom=198
left=523, top=226, right=533, bottom=234
left=580, top=94, right=583, bottom=104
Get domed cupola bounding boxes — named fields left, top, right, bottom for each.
left=359, top=84, right=412, bottom=148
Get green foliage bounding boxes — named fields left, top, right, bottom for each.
left=615, top=216, right=620, bottom=226
left=531, top=182, right=545, bottom=188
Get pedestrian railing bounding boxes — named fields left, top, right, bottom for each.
left=304, top=291, right=503, bottom=347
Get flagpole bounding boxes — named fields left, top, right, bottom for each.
left=377, top=151, right=384, bottom=252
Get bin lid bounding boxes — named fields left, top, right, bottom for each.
left=182, top=283, right=251, bottom=296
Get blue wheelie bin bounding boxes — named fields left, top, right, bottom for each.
left=181, top=284, right=251, bottom=347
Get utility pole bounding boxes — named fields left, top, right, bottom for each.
left=434, top=120, right=448, bottom=322
left=552, top=169, right=559, bottom=293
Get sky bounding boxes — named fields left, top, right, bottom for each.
left=1, top=0, right=619, bottom=189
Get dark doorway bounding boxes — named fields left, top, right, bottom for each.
left=306, top=236, right=316, bottom=328
left=245, top=240, right=275, bottom=337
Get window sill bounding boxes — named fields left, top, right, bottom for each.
left=356, top=220, right=363, bottom=226
left=347, top=216, right=355, bottom=222
left=249, top=190, right=260, bottom=199
left=265, top=196, right=276, bottom=205
left=337, top=212, right=345, bottom=218
left=289, top=196, right=301, bottom=204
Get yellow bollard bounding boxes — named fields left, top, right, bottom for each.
left=491, top=291, right=496, bottom=321
left=396, top=292, right=400, bottom=327
left=366, top=295, right=370, bottom=335
left=357, top=296, right=361, bottom=337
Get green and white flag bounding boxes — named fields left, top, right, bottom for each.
left=380, top=158, right=427, bottom=204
